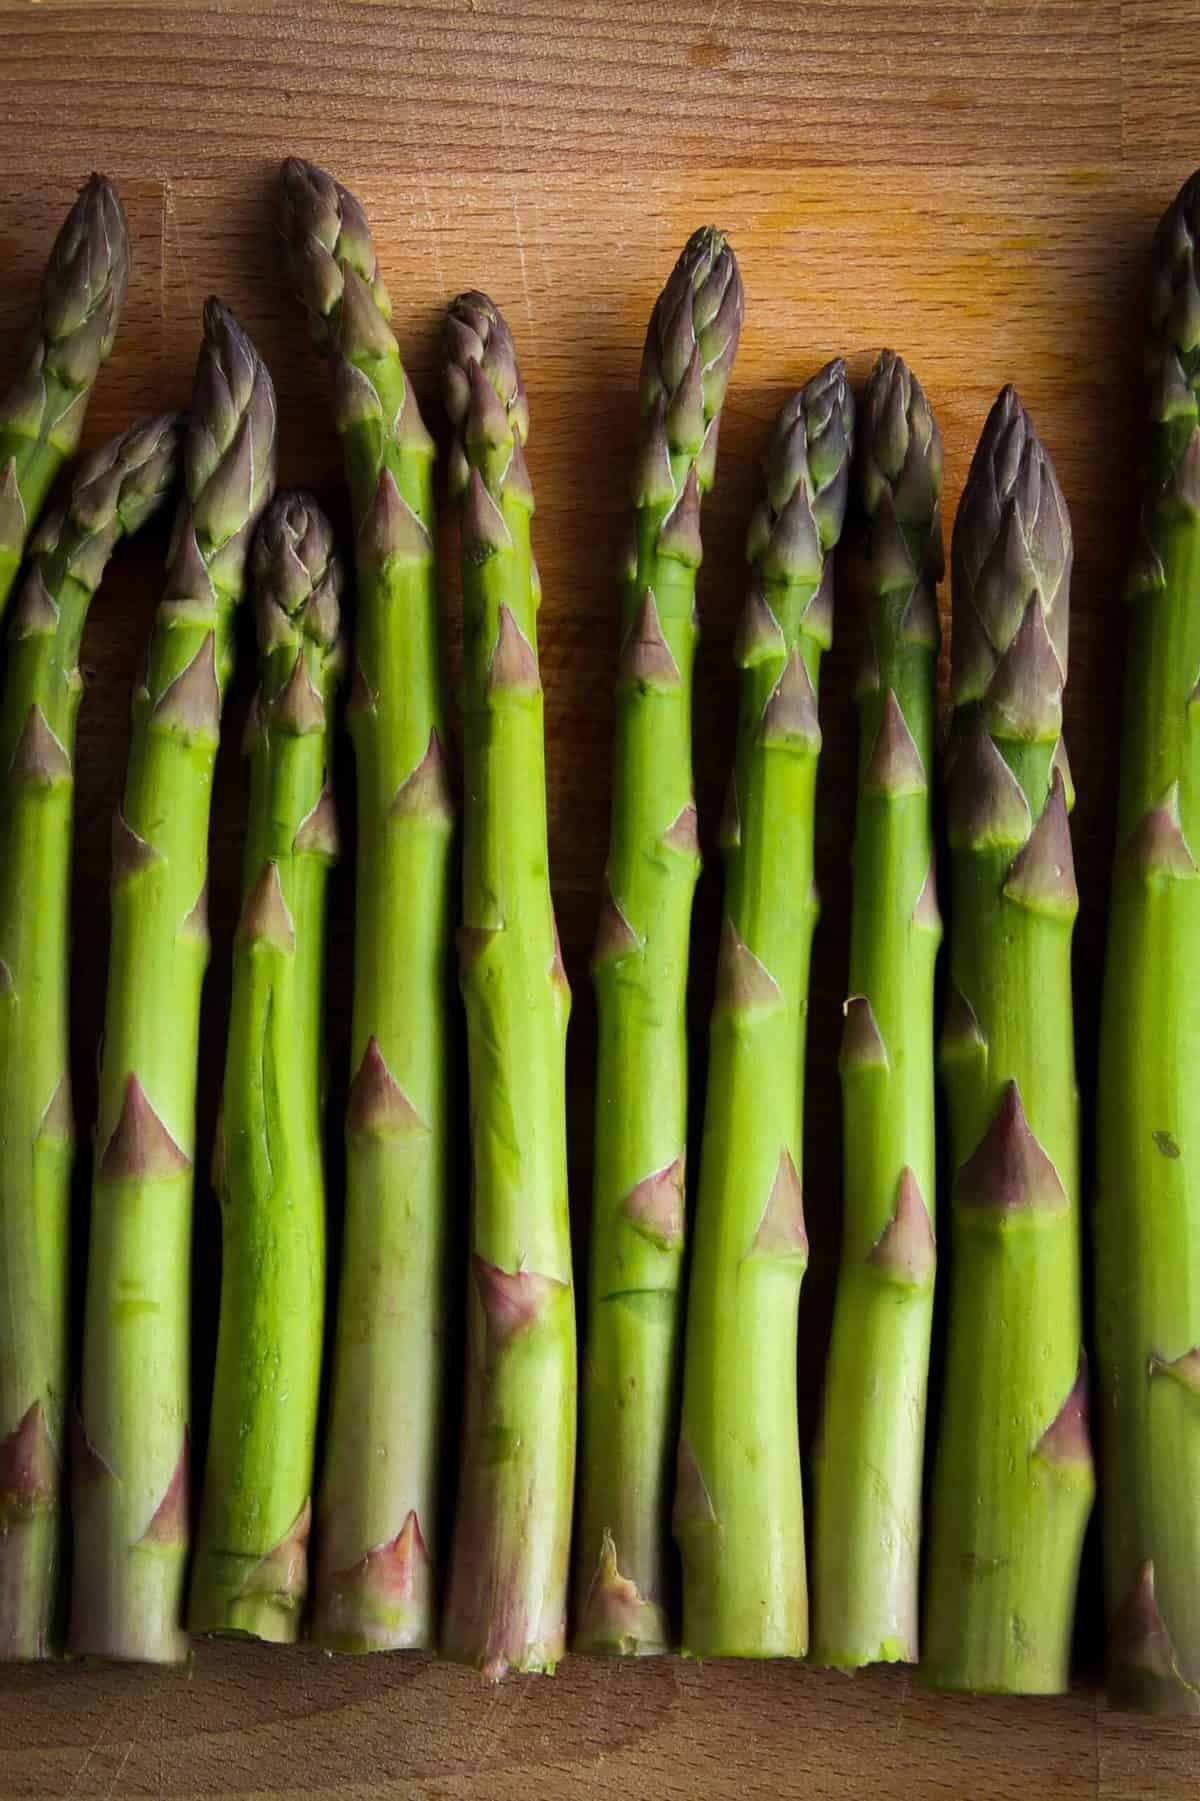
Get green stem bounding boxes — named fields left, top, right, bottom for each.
left=189, top=493, right=342, bottom=1642
left=1096, top=170, right=1200, bottom=1716
left=676, top=365, right=853, bottom=1658
left=279, top=161, right=455, bottom=1652
left=578, top=228, right=741, bottom=1656
left=923, top=387, right=1092, bottom=1695
left=0, top=415, right=180, bottom=1661
left=71, top=303, right=276, bottom=1664
left=439, top=295, right=574, bottom=1679
left=811, top=353, right=942, bottom=1669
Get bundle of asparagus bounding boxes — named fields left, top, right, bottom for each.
left=1, top=159, right=1189, bottom=1704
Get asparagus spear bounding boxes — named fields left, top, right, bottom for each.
left=576, top=227, right=742, bottom=1657
left=675, top=364, right=854, bottom=1658
left=810, top=352, right=942, bottom=1668
left=0, top=414, right=181, bottom=1662
left=0, top=176, right=131, bottom=619
left=70, top=300, right=277, bottom=1664
left=1096, top=171, right=1200, bottom=1715
left=440, top=293, right=574, bottom=1679
left=922, top=386, right=1093, bottom=1694
left=189, top=491, right=343, bottom=1643
left=279, top=159, right=455, bottom=1653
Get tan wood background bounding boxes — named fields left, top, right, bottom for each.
left=1, top=0, right=1199, bottom=1795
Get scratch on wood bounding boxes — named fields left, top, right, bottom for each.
left=65, top=1711, right=111, bottom=1798
left=160, top=175, right=193, bottom=332
left=107, top=1686, right=156, bottom=1800
left=159, top=175, right=170, bottom=372
left=421, top=177, right=446, bottom=299
left=104, top=1730, right=138, bottom=1800
left=511, top=191, right=533, bottom=328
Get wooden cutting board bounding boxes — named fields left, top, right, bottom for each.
left=2, top=1, right=1199, bottom=1794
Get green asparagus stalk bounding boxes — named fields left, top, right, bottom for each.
left=440, top=293, right=574, bottom=1679
left=675, top=363, right=854, bottom=1658
left=189, top=491, right=343, bottom=1642
left=810, top=352, right=942, bottom=1668
left=71, top=300, right=277, bottom=1664
left=1096, top=171, right=1200, bottom=1715
left=923, top=386, right=1093, bottom=1694
left=0, top=175, right=130, bottom=619
left=576, top=227, right=742, bottom=1657
left=0, top=414, right=181, bottom=1662
left=279, top=159, right=455, bottom=1653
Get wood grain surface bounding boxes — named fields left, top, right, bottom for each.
left=2, top=2, right=1199, bottom=1796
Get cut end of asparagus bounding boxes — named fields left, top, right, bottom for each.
left=314, top=1510, right=432, bottom=1654
left=190, top=1499, right=312, bottom=1645
left=0, top=1398, right=59, bottom=1661
left=950, top=385, right=1071, bottom=717
left=639, top=225, right=743, bottom=470
left=574, top=1530, right=670, bottom=1657
left=1108, top=1559, right=1200, bottom=1716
